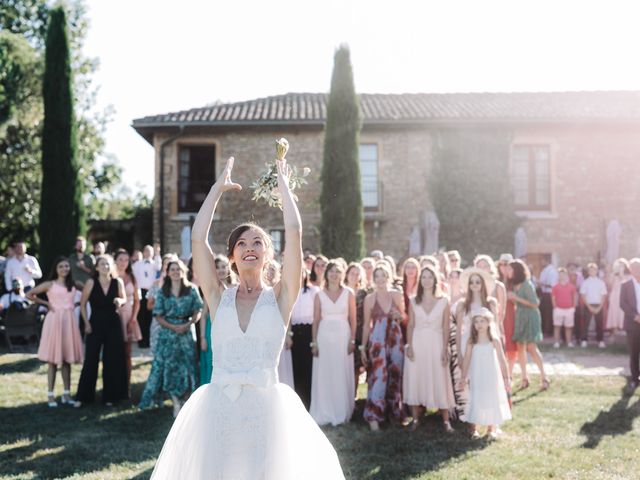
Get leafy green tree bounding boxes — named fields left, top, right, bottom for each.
left=39, top=5, right=84, bottom=271
left=0, top=0, right=142, bottom=253
left=0, top=31, right=43, bottom=248
left=319, top=45, right=364, bottom=261
left=427, top=129, right=520, bottom=261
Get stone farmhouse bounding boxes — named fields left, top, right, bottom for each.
left=132, top=91, right=640, bottom=271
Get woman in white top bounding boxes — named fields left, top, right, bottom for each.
left=291, top=269, right=319, bottom=410
left=310, top=260, right=356, bottom=425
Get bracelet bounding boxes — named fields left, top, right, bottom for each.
left=350, top=339, right=356, bottom=345
left=309, top=342, right=316, bottom=347
left=287, top=331, right=294, bottom=338
left=405, top=343, right=412, bottom=349
left=358, top=345, right=365, bottom=352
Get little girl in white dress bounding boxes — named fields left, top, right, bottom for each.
left=458, top=307, right=511, bottom=438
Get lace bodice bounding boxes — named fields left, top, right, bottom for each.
left=210, top=286, right=285, bottom=400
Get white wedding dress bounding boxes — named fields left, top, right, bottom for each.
left=150, top=286, right=345, bottom=479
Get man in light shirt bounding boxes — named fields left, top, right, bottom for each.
left=4, top=241, right=42, bottom=292
left=620, top=258, right=640, bottom=393
left=579, top=262, right=608, bottom=348
left=132, top=244, right=161, bottom=348
left=538, top=255, right=559, bottom=337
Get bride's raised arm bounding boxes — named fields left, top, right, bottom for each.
left=192, top=157, right=242, bottom=310
left=275, top=159, right=303, bottom=321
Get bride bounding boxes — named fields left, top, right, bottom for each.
left=149, top=157, right=345, bottom=479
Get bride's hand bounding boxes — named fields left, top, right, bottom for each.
left=276, top=159, right=292, bottom=193
left=215, top=157, right=242, bottom=193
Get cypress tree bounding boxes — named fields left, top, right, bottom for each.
left=319, top=45, right=364, bottom=261
left=39, top=6, right=84, bottom=272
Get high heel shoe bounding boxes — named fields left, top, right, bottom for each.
left=520, top=378, right=530, bottom=390
left=540, top=378, right=550, bottom=391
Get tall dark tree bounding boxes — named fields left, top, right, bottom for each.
left=39, top=6, right=84, bottom=272
left=427, top=128, right=521, bottom=261
left=319, top=45, right=364, bottom=261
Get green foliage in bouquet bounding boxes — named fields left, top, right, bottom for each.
left=251, top=138, right=310, bottom=209
left=320, top=45, right=364, bottom=261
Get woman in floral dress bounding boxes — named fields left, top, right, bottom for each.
left=139, top=259, right=203, bottom=417
left=360, top=263, right=407, bottom=431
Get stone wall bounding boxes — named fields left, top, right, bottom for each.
left=152, top=122, right=640, bottom=267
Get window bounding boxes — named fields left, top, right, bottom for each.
left=269, top=229, right=285, bottom=254
left=178, top=145, right=215, bottom=212
left=359, top=144, right=379, bottom=210
left=511, top=145, right=551, bottom=210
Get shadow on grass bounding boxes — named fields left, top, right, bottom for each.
left=331, top=404, right=490, bottom=480
left=0, top=356, right=42, bottom=374
left=579, top=388, right=640, bottom=449
left=0, top=383, right=173, bottom=480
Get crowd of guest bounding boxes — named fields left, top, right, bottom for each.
left=2, top=236, right=640, bottom=434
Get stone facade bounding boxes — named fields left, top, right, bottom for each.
left=146, top=117, right=640, bottom=269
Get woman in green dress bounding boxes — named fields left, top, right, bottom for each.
left=139, top=259, right=203, bottom=416
left=508, top=259, right=549, bottom=392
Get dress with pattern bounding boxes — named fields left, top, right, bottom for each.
left=139, top=286, right=203, bottom=408
left=363, top=294, right=405, bottom=423
left=149, top=286, right=345, bottom=479
left=513, top=280, right=543, bottom=343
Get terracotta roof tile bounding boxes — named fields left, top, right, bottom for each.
left=132, top=91, right=640, bottom=129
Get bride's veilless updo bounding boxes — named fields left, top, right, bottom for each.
left=226, top=223, right=274, bottom=274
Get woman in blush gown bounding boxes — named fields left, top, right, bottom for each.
left=148, top=157, right=345, bottom=479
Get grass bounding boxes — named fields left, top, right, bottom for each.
left=1, top=353, right=639, bottom=480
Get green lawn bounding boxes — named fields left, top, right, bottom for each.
left=1, top=353, right=639, bottom=480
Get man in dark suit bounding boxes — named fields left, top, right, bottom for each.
left=620, top=258, right=640, bottom=393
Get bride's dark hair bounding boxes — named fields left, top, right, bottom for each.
left=226, top=223, right=273, bottom=274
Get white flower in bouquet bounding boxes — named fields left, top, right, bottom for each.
left=251, top=138, right=311, bottom=209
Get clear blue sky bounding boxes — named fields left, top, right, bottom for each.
left=83, top=0, right=640, bottom=197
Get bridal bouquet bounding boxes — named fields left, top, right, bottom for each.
left=251, top=138, right=310, bottom=209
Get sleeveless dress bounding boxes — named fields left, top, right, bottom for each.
left=199, top=313, right=213, bottom=385
left=363, top=294, right=405, bottom=423
left=75, top=279, right=128, bottom=404
left=278, top=345, right=295, bottom=389
left=464, top=342, right=512, bottom=426
left=403, top=297, right=455, bottom=409
left=37, top=282, right=83, bottom=365
left=119, top=280, right=142, bottom=342
left=149, top=286, right=345, bottom=479
left=310, top=288, right=355, bottom=426
left=503, top=283, right=518, bottom=358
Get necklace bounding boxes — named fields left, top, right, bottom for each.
left=245, top=282, right=261, bottom=294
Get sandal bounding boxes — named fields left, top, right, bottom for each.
left=443, top=421, right=454, bottom=433
left=408, top=419, right=420, bottom=432
left=520, top=378, right=530, bottom=390
left=60, top=390, right=72, bottom=405
left=47, top=392, right=58, bottom=408
left=540, top=378, right=550, bottom=391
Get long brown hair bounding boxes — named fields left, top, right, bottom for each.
left=48, top=256, right=75, bottom=292
left=162, top=260, right=192, bottom=297
left=114, top=248, right=137, bottom=288
left=463, top=273, right=491, bottom=314
left=415, top=265, right=443, bottom=304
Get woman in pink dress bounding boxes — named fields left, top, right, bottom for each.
left=115, top=249, right=142, bottom=392
left=606, top=258, right=630, bottom=335
left=403, top=265, right=455, bottom=432
left=28, top=256, right=84, bottom=407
